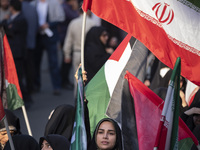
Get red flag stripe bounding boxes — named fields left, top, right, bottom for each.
left=82, top=0, right=200, bottom=86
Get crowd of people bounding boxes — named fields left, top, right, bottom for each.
left=0, top=0, right=123, bottom=101
left=0, top=107, right=123, bottom=150
left=0, top=0, right=200, bottom=149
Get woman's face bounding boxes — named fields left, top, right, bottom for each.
left=0, top=130, right=15, bottom=146
left=96, top=121, right=116, bottom=150
left=100, top=31, right=109, bottom=45
left=41, top=140, right=53, bottom=150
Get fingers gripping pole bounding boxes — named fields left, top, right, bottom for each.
left=4, top=118, right=15, bottom=150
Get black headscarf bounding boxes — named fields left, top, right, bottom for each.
left=44, top=104, right=75, bottom=142
left=88, top=118, right=122, bottom=150
left=0, top=109, right=21, bottom=134
left=39, top=134, right=70, bottom=150
left=4, top=134, right=39, bottom=150
left=84, top=26, right=111, bottom=84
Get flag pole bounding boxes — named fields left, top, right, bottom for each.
left=4, top=117, right=15, bottom=150
left=81, top=11, right=87, bottom=71
left=21, top=105, right=32, bottom=136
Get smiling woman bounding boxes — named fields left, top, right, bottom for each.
left=88, top=118, right=122, bottom=150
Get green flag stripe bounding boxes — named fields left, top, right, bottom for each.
left=178, top=0, right=200, bottom=12
left=169, top=57, right=181, bottom=149
left=6, top=84, right=24, bottom=110
left=85, top=66, right=110, bottom=136
left=179, top=138, right=194, bottom=150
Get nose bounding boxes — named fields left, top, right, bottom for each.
left=103, top=133, right=108, bottom=139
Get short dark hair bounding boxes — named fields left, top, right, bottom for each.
left=10, top=0, right=22, bottom=11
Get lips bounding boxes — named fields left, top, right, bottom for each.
left=101, top=141, right=109, bottom=145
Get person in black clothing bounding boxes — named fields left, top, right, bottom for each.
left=4, top=134, right=39, bottom=150
left=44, top=104, right=75, bottom=142
left=39, top=134, right=70, bottom=150
left=84, top=26, right=113, bottom=84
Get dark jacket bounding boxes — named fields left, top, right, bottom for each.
left=2, top=13, right=27, bottom=59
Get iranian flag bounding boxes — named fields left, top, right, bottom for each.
left=0, top=28, right=24, bottom=110
left=154, top=57, right=181, bottom=149
left=82, top=0, right=200, bottom=86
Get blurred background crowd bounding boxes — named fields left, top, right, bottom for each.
left=0, top=0, right=200, bottom=149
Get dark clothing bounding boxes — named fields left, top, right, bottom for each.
left=22, top=1, right=38, bottom=50
left=2, top=13, right=27, bottom=59
left=88, top=118, right=123, bottom=150
left=84, top=26, right=111, bottom=84
left=39, top=134, right=70, bottom=150
left=4, top=134, right=39, bottom=150
left=44, top=104, right=75, bottom=141
left=0, top=109, right=21, bottom=134
left=22, top=1, right=38, bottom=94
left=34, top=34, right=61, bottom=90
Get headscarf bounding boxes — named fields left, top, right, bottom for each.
left=84, top=26, right=111, bottom=84
left=0, top=109, right=21, bottom=134
left=88, top=118, right=122, bottom=150
left=39, top=134, right=70, bottom=150
left=44, top=104, right=75, bottom=141
left=4, top=134, right=39, bottom=150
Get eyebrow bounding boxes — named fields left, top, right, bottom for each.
left=98, top=129, right=115, bottom=132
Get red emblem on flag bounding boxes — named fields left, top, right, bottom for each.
left=152, top=2, right=174, bottom=25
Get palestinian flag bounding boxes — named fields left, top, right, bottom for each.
left=85, top=34, right=148, bottom=135
left=122, top=70, right=199, bottom=150
left=0, top=28, right=24, bottom=110
left=82, top=0, right=200, bottom=86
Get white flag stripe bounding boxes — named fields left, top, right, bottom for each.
left=105, top=42, right=132, bottom=96
left=165, top=86, right=175, bottom=150
left=130, top=0, right=200, bottom=52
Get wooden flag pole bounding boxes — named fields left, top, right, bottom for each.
left=81, top=11, right=87, bottom=71
left=21, top=105, right=32, bottom=136
left=4, top=117, right=15, bottom=150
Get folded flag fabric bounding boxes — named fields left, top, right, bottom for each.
left=82, top=0, right=200, bottom=86
left=85, top=34, right=148, bottom=136
left=0, top=27, right=24, bottom=110
left=122, top=69, right=198, bottom=150
left=70, top=67, right=87, bottom=150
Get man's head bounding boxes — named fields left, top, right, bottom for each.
left=9, top=0, right=21, bottom=13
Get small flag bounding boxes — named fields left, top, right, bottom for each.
left=0, top=27, right=24, bottom=110
left=70, top=67, right=87, bottom=150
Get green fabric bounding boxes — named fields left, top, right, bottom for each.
left=85, top=66, right=110, bottom=136
left=179, top=138, right=194, bottom=150
left=70, top=68, right=87, bottom=150
left=178, top=0, right=200, bottom=9
left=186, top=0, right=200, bottom=8
left=170, top=57, right=181, bottom=150
left=6, top=84, right=24, bottom=110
